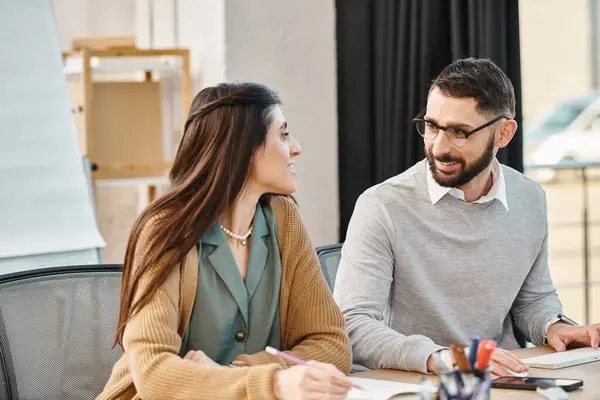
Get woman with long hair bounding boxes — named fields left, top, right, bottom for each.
left=97, top=82, right=353, bottom=400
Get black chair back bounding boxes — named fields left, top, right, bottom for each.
left=0, top=265, right=122, bottom=400
left=315, top=244, right=343, bottom=291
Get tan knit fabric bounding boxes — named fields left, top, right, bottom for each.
left=97, top=196, right=352, bottom=400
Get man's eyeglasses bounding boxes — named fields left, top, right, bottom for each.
left=412, top=107, right=510, bottom=147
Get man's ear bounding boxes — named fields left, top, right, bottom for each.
left=495, top=119, right=518, bottom=149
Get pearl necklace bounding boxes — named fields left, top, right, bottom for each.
left=220, top=224, right=253, bottom=246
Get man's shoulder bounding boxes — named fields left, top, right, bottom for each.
left=361, top=162, right=425, bottom=204
left=500, top=164, right=546, bottom=201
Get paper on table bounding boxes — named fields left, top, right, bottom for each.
left=346, top=377, right=433, bottom=400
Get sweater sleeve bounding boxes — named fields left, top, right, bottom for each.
left=235, top=196, right=353, bottom=374
left=333, top=192, right=445, bottom=373
left=511, top=194, right=563, bottom=346
left=122, top=219, right=281, bottom=400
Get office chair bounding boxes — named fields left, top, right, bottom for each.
left=315, top=244, right=343, bottom=292
left=0, top=265, right=122, bottom=400
left=315, top=244, right=370, bottom=372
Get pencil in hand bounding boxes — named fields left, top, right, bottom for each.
left=265, top=346, right=363, bottom=390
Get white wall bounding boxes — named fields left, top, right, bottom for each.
left=224, top=0, right=339, bottom=246
left=177, top=0, right=226, bottom=89
left=519, top=0, right=593, bottom=125
left=53, top=0, right=225, bottom=89
left=53, top=0, right=136, bottom=51
left=135, top=0, right=226, bottom=91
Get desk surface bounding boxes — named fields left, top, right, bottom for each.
left=351, top=346, right=600, bottom=399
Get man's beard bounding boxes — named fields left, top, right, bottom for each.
left=425, top=134, right=494, bottom=188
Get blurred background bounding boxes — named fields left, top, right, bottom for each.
left=1, top=0, right=599, bottom=325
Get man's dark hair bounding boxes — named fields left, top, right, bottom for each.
left=430, top=58, right=516, bottom=118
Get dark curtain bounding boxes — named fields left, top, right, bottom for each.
left=336, top=0, right=523, bottom=240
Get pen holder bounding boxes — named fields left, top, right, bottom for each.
left=434, top=368, right=492, bottom=400
left=422, top=338, right=497, bottom=400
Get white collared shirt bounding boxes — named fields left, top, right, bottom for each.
left=426, top=158, right=509, bottom=211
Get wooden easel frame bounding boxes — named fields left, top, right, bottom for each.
left=63, top=47, right=192, bottom=184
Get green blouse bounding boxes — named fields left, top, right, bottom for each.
left=179, top=203, right=282, bottom=365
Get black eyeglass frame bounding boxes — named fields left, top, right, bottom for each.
left=412, top=107, right=510, bottom=145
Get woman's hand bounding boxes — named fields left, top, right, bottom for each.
left=272, top=361, right=355, bottom=400
left=183, top=350, right=221, bottom=367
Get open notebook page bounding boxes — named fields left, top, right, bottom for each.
left=346, top=377, right=434, bottom=400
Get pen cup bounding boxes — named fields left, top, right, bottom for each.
left=435, top=369, right=492, bottom=400
left=430, top=339, right=496, bottom=400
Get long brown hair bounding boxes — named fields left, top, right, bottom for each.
left=115, top=82, right=282, bottom=346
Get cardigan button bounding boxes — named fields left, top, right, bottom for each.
left=235, top=330, right=246, bottom=342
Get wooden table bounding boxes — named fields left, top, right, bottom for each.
left=351, top=346, right=600, bottom=399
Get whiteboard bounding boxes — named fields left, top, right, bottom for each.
left=0, top=0, right=105, bottom=266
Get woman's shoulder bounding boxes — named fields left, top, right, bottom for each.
left=268, top=195, right=299, bottom=217
left=266, top=195, right=310, bottom=248
left=267, top=195, right=302, bottom=231
left=131, top=210, right=179, bottom=277
left=135, top=211, right=169, bottom=250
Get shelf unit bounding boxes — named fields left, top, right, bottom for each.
left=62, top=46, right=191, bottom=188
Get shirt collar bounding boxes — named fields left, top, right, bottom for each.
left=426, top=158, right=509, bottom=211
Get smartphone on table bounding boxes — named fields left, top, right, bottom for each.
left=492, top=376, right=583, bottom=392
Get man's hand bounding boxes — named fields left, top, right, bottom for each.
left=427, top=348, right=528, bottom=377
left=426, top=350, right=445, bottom=374
left=488, top=348, right=528, bottom=377
left=547, top=323, right=600, bottom=352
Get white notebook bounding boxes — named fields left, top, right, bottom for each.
left=522, top=347, right=600, bottom=369
left=346, top=377, right=434, bottom=400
